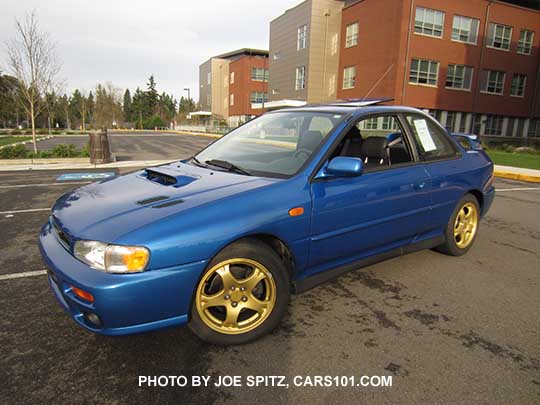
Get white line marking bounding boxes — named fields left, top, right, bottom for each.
left=0, top=270, right=48, bottom=281
left=0, top=208, right=50, bottom=215
left=0, top=181, right=90, bottom=189
left=497, top=188, right=540, bottom=192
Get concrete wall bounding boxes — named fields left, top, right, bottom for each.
left=198, top=59, right=212, bottom=110
left=210, top=58, right=230, bottom=119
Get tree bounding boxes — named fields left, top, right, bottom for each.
left=123, top=89, right=132, bottom=123
left=4, top=11, right=62, bottom=152
left=92, top=82, right=123, bottom=129
left=0, top=73, right=21, bottom=128
left=146, top=75, right=158, bottom=115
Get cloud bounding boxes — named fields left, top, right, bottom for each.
left=0, top=0, right=300, bottom=102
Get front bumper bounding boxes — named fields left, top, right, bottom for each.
left=39, top=220, right=208, bottom=335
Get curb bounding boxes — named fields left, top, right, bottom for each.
left=494, top=170, right=540, bottom=183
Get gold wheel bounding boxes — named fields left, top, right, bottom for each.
left=453, top=202, right=478, bottom=249
left=195, top=258, right=277, bottom=335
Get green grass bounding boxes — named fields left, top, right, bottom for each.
left=486, top=150, right=540, bottom=170
left=0, top=136, right=32, bottom=147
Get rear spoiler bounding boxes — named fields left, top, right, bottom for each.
left=450, top=132, right=483, bottom=151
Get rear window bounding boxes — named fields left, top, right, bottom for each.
left=405, top=115, right=459, bottom=161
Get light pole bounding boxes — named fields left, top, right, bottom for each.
left=184, top=88, right=191, bottom=117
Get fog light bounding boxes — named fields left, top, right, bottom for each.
left=84, top=312, right=102, bottom=328
left=71, top=286, right=94, bottom=303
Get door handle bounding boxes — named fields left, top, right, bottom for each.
left=414, top=182, right=426, bottom=191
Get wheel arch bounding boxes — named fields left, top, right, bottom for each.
left=466, top=189, right=484, bottom=212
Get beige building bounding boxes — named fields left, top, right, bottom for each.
left=269, top=0, right=348, bottom=104
left=199, top=57, right=230, bottom=119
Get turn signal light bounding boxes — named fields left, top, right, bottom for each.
left=288, top=207, right=304, bottom=217
left=71, top=286, right=94, bottom=303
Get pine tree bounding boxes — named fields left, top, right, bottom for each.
left=123, top=89, right=132, bottom=123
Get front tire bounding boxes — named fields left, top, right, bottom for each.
left=436, top=194, right=480, bottom=256
left=188, top=239, right=289, bottom=345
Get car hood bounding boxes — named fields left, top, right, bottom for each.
left=52, top=162, right=277, bottom=242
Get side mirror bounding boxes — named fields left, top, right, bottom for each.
left=324, top=156, right=364, bottom=178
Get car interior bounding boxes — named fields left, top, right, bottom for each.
left=334, top=115, right=413, bottom=170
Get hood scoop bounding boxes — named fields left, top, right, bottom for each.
left=137, top=195, right=169, bottom=205
left=144, top=167, right=199, bottom=187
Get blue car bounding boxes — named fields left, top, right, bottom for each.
left=40, top=102, right=495, bottom=344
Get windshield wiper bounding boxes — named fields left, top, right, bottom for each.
left=205, top=159, right=252, bottom=176
left=190, top=156, right=207, bottom=168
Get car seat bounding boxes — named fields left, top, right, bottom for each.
left=360, top=137, right=389, bottom=168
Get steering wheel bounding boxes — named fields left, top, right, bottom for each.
left=293, top=149, right=311, bottom=160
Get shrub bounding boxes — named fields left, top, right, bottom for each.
left=143, top=115, right=165, bottom=129
left=52, top=144, right=77, bottom=158
left=10, top=129, right=22, bottom=135
left=0, top=144, right=28, bottom=159
left=81, top=143, right=90, bottom=157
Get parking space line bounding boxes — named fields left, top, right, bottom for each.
left=496, top=188, right=540, bottom=192
left=1, top=208, right=50, bottom=215
left=0, top=270, right=47, bottom=281
left=0, top=181, right=90, bottom=189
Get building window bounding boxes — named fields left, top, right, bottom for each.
left=250, top=91, right=268, bottom=104
left=229, top=93, right=234, bottom=106
left=345, top=22, right=359, bottom=48
left=295, top=66, right=306, bottom=90
left=488, top=23, right=512, bottom=51
left=251, top=67, right=269, bottom=82
left=342, top=66, right=356, bottom=89
left=517, top=30, right=534, bottom=55
left=409, top=58, right=439, bottom=86
left=297, top=24, right=307, bottom=50
left=445, top=111, right=456, bottom=131
left=414, top=7, right=445, bottom=38
left=207, top=72, right=211, bottom=85
left=484, top=115, right=504, bottom=136
left=446, top=65, right=473, bottom=90
left=273, top=52, right=281, bottom=60
left=510, top=74, right=527, bottom=97
left=230, top=72, right=235, bottom=84
left=451, top=15, right=479, bottom=44
left=382, top=116, right=398, bottom=130
left=272, top=88, right=280, bottom=95
left=482, top=70, right=505, bottom=95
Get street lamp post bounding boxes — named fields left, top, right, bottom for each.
left=184, top=88, right=191, bottom=117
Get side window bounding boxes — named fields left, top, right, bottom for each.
left=405, top=115, right=458, bottom=161
left=335, top=114, right=413, bottom=169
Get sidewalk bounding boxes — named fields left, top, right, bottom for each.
left=0, top=159, right=176, bottom=171
left=494, top=165, right=540, bottom=183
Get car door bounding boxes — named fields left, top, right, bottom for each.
left=403, top=113, right=463, bottom=231
left=306, top=113, right=432, bottom=277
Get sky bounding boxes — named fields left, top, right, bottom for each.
left=0, top=0, right=301, bottom=102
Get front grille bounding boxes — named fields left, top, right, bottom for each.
left=53, top=218, right=71, bottom=250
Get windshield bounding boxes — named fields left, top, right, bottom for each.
left=194, top=111, right=343, bottom=177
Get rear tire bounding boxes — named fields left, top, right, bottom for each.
left=188, top=239, right=289, bottom=345
left=436, top=194, right=480, bottom=256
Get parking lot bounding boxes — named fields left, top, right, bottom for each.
left=26, top=132, right=213, bottom=161
left=1, top=147, right=539, bottom=403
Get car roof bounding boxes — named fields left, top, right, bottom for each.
left=269, top=104, right=428, bottom=118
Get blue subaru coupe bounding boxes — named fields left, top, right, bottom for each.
left=40, top=102, right=495, bottom=344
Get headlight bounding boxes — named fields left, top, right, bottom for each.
left=74, top=241, right=150, bottom=273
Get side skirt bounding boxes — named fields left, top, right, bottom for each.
left=292, top=235, right=445, bottom=294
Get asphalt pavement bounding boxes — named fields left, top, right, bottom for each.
left=26, top=133, right=212, bottom=161
left=0, top=168, right=539, bottom=404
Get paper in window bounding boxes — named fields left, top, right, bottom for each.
left=413, top=119, right=437, bottom=152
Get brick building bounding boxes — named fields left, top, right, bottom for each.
left=198, top=49, right=269, bottom=126
left=337, top=0, right=540, bottom=139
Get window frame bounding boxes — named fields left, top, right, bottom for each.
left=510, top=74, right=527, bottom=98
left=414, top=7, right=445, bottom=39
left=445, top=64, right=473, bottom=91
left=295, top=66, right=306, bottom=90
left=517, top=29, right=534, bottom=55
left=251, top=67, right=268, bottom=82
left=345, top=22, right=359, bottom=48
left=230, top=72, right=235, bottom=85
left=250, top=91, right=268, bottom=104
left=297, top=24, right=308, bottom=50
left=409, top=58, right=440, bottom=87
left=229, top=93, right=234, bottom=106
left=487, top=23, right=513, bottom=51
left=342, top=66, right=356, bottom=90
left=481, top=70, right=506, bottom=95
left=451, top=15, right=479, bottom=45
